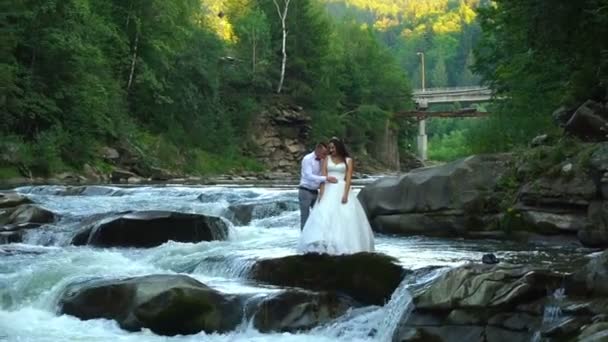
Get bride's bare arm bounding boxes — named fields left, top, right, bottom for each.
left=319, top=158, right=328, bottom=201
left=342, top=158, right=353, bottom=203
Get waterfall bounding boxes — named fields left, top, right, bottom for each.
left=531, top=287, right=566, bottom=342
left=375, top=279, right=414, bottom=342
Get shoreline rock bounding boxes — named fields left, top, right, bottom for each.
left=72, top=211, right=228, bottom=248
left=249, top=252, right=406, bottom=306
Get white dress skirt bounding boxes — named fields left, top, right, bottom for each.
left=298, top=157, right=375, bottom=255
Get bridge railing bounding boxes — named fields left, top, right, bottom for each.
left=412, top=86, right=491, bottom=95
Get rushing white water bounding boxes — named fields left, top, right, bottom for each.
left=531, top=287, right=567, bottom=342
left=0, top=185, right=588, bottom=342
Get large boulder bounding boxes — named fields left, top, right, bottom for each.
left=251, top=290, right=355, bottom=332
left=563, top=100, right=608, bottom=142
left=579, top=201, right=608, bottom=247
left=58, top=275, right=242, bottom=335
left=412, top=264, right=564, bottom=310
left=358, top=154, right=510, bottom=236
left=394, top=262, right=608, bottom=342
left=249, top=252, right=406, bottom=306
left=571, top=250, right=608, bottom=297
left=72, top=211, right=228, bottom=247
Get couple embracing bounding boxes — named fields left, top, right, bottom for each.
left=297, top=137, right=375, bottom=255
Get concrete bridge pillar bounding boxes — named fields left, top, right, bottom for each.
left=416, top=99, right=428, bottom=161
left=417, top=119, right=428, bottom=161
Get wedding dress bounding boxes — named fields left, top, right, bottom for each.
left=298, top=157, right=375, bottom=254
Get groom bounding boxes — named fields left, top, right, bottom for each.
left=298, top=142, right=338, bottom=229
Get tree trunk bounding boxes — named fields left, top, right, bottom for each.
left=273, top=0, right=290, bottom=94
left=127, top=29, right=139, bottom=92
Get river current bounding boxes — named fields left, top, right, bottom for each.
left=0, top=184, right=589, bottom=341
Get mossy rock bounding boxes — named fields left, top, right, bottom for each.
left=249, top=252, right=407, bottom=306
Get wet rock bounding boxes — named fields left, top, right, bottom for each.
left=541, top=315, right=591, bottom=338
left=249, top=252, right=406, bottom=306
left=571, top=250, right=608, bottom=297
left=0, top=230, right=23, bottom=244
left=579, top=201, right=608, bottom=247
left=358, top=154, right=511, bottom=236
left=196, top=189, right=260, bottom=204
left=413, top=263, right=564, bottom=310
left=8, top=204, right=55, bottom=225
left=72, top=211, right=228, bottom=247
left=578, top=322, right=608, bottom=341
left=0, top=192, right=31, bottom=209
left=251, top=290, right=355, bottom=333
left=227, top=200, right=298, bottom=225
left=58, top=274, right=242, bottom=336
left=481, top=253, right=499, bottom=264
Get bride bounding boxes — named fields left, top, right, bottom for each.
left=298, top=137, right=375, bottom=254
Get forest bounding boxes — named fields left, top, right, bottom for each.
left=1, top=0, right=607, bottom=177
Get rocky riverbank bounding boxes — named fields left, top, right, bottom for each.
left=358, top=137, right=608, bottom=248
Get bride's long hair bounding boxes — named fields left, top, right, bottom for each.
left=329, top=137, right=350, bottom=161
left=329, top=137, right=351, bottom=181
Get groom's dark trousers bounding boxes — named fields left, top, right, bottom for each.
left=298, top=187, right=318, bottom=230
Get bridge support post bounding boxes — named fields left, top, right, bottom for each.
left=417, top=119, right=428, bottom=161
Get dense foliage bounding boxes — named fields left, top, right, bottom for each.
left=326, top=0, right=485, bottom=89
left=1, top=0, right=412, bottom=176
left=469, top=0, right=608, bottom=153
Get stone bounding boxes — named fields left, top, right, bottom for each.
left=227, top=200, right=298, bottom=225
left=571, top=250, right=608, bottom=297
left=8, top=204, right=55, bottom=225
left=520, top=210, right=589, bottom=234
left=553, top=106, right=575, bottom=127
left=564, top=100, right=608, bottom=141
left=249, top=253, right=406, bottom=306
left=251, top=290, right=354, bottom=333
left=72, top=211, right=228, bottom=247
left=0, top=192, right=32, bottom=209
left=100, top=146, right=120, bottom=160
left=413, top=263, right=564, bottom=310
left=111, top=168, right=137, bottom=182
left=530, top=134, right=549, bottom=147
left=578, top=322, right=608, bottom=341
left=482, top=254, right=500, bottom=264
left=579, top=201, right=608, bottom=247
left=58, top=275, right=242, bottom=336
left=358, top=154, right=511, bottom=236
left=519, top=174, right=597, bottom=207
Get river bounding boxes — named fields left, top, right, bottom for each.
left=0, top=184, right=590, bottom=341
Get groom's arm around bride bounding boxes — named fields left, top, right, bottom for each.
left=298, top=142, right=337, bottom=229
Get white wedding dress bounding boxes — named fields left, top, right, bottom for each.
left=298, top=157, right=375, bottom=254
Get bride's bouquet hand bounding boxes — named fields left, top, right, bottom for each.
left=341, top=194, right=348, bottom=204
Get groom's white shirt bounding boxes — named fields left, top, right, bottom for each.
left=299, top=152, right=327, bottom=190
